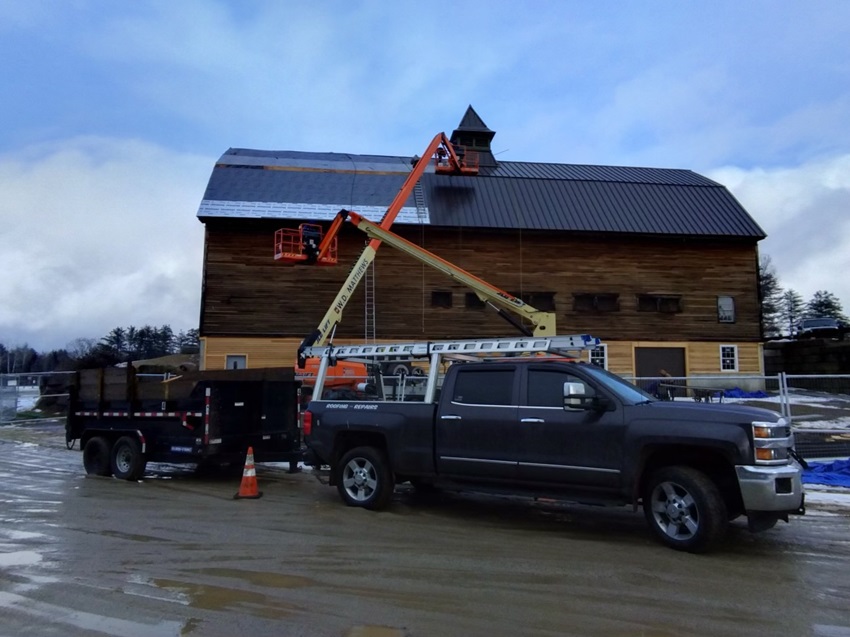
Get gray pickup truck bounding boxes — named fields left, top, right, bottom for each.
left=302, top=336, right=804, bottom=553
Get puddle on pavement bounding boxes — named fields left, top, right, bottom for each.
left=344, top=626, right=407, bottom=637
left=0, top=550, right=42, bottom=567
left=0, top=590, right=185, bottom=637
left=152, top=578, right=298, bottom=619
left=13, top=573, right=60, bottom=594
left=186, top=567, right=315, bottom=589
left=0, top=530, right=45, bottom=541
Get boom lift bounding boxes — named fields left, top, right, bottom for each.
left=289, top=207, right=561, bottom=399
left=334, top=209, right=556, bottom=338
left=275, top=132, right=478, bottom=360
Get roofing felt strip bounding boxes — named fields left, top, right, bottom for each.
left=197, top=200, right=429, bottom=223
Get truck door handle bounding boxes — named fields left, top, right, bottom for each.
left=521, top=418, right=545, bottom=423
left=441, top=415, right=462, bottom=421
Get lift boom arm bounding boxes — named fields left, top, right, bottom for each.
left=313, top=132, right=474, bottom=264
left=297, top=133, right=477, bottom=360
left=344, top=211, right=556, bottom=338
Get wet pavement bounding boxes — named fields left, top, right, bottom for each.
left=1, top=422, right=849, bottom=637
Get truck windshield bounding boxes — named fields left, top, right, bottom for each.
left=580, top=364, right=656, bottom=404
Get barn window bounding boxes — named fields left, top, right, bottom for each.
left=588, top=344, right=608, bottom=369
left=225, top=355, right=247, bottom=370
left=465, top=293, right=486, bottom=309
left=718, top=296, right=736, bottom=323
left=720, top=345, right=738, bottom=372
left=637, top=294, right=682, bottom=313
left=573, top=293, right=620, bottom=313
left=431, top=290, right=453, bottom=308
left=511, top=291, right=557, bottom=312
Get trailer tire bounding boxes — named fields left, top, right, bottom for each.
left=336, top=446, right=394, bottom=510
left=83, top=437, right=112, bottom=477
left=110, top=436, right=146, bottom=481
left=643, top=466, right=727, bottom=553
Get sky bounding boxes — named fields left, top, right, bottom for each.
left=1, top=1, right=849, bottom=352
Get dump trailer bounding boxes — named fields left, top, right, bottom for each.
left=65, top=366, right=302, bottom=480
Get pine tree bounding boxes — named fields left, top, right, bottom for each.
left=780, top=289, right=805, bottom=336
left=101, top=327, right=127, bottom=360
left=758, top=255, right=783, bottom=337
left=805, top=290, right=849, bottom=322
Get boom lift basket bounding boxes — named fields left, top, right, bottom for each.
left=274, top=224, right=338, bottom=265
left=434, top=146, right=479, bottom=175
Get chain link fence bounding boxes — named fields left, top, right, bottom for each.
left=0, top=372, right=75, bottom=425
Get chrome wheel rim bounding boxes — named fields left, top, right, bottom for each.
left=342, top=458, right=378, bottom=502
left=650, top=480, right=699, bottom=541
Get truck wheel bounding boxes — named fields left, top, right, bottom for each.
left=382, top=362, right=412, bottom=377
left=336, top=446, right=394, bottom=510
left=643, top=466, right=727, bottom=553
left=110, top=436, right=147, bottom=481
left=83, top=437, right=112, bottom=477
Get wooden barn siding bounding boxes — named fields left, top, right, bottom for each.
left=202, top=336, right=762, bottom=376
left=201, top=220, right=761, bottom=343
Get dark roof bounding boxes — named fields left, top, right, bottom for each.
left=456, top=105, right=493, bottom=134
left=197, top=148, right=765, bottom=239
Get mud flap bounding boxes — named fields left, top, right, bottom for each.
left=747, top=511, right=786, bottom=533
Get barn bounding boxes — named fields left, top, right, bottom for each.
left=195, top=106, right=766, bottom=379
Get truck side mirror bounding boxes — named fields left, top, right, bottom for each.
left=563, top=381, right=592, bottom=409
left=563, top=381, right=610, bottom=411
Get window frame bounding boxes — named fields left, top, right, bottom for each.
left=719, top=345, right=738, bottom=372
left=431, top=290, right=453, bottom=308
left=464, top=292, right=486, bottom=309
left=717, top=296, right=736, bottom=323
left=587, top=343, right=608, bottom=370
left=225, top=354, right=247, bottom=370
left=637, top=294, right=683, bottom=314
left=572, top=292, right=620, bottom=313
left=510, top=291, right=557, bottom=312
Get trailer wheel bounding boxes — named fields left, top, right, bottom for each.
left=110, top=436, right=147, bottom=481
left=83, top=437, right=112, bottom=477
left=643, top=466, right=727, bottom=553
left=336, top=446, right=394, bottom=510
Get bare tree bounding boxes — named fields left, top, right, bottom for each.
left=65, top=338, right=98, bottom=361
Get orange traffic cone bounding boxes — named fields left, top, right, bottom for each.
left=234, top=447, right=263, bottom=499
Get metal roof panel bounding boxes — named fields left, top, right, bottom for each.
left=198, top=149, right=764, bottom=239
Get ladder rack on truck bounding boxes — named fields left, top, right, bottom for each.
left=304, top=334, right=601, bottom=403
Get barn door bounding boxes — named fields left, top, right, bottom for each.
left=635, top=347, right=686, bottom=378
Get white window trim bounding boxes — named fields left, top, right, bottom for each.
left=719, top=345, right=738, bottom=373
left=587, top=343, right=608, bottom=370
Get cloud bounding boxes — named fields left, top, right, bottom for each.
left=0, top=137, right=209, bottom=350
left=709, top=155, right=850, bottom=309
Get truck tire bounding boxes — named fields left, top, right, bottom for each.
left=643, top=466, right=727, bottom=553
left=336, top=446, right=394, bottom=510
left=83, top=437, right=112, bottom=477
left=110, top=436, right=147, bottom=481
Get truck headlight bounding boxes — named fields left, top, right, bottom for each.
left=752, top=419, right=793, bottom=465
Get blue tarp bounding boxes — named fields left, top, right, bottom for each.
left=723, top=387, right=769, bottom=399
left=803, top=459, right=850, bottom=488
